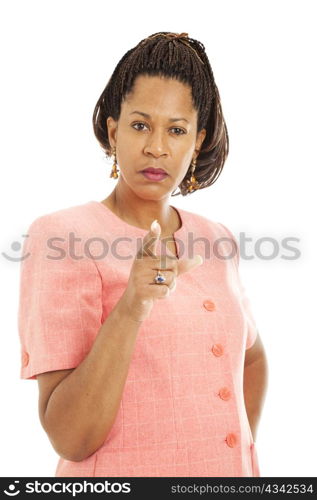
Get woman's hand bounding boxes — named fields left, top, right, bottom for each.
left=120, top=219, right=203, bottom=322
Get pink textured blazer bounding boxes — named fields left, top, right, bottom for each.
left=18, top=200, right=260, bottom=477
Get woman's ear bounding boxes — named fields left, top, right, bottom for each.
left=106, top=116, right=118, bottom=149
left=197, top=128, right=206, bottom=148
left=195, top=128, right=207, bottom=156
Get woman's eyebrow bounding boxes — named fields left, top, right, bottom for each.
left=129, top=110, right=189, bottom=123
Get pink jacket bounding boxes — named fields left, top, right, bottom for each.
left=18, top=200, right=260, bottom=477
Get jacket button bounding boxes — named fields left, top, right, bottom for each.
left=226, top=433, right=237, bottom=447
left=211, top=344, right=224, bottom=356
left=22, top=351, right=29, bottom=367
left=203, top=300, right=216, bottom=311
left=219, top=387, right=231, bottom=401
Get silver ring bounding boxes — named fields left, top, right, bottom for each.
left=154, top=270, right=166, bottom=284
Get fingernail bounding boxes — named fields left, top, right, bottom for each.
left=151, top=219, right=159, bottom=232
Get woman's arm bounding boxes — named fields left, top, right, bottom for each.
left=243, top=332, right=269, bottom=441
left=39, top=295, right=142, bottom=462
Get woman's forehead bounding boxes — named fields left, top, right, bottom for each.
left=123, top=75, right=195, bottom=115
left=128, top=74, right=191, bottom=94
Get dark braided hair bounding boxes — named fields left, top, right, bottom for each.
left=92, top=31, right=229, bottom=197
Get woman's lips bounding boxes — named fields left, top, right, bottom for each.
left=141, top=171, right=168, bottom=182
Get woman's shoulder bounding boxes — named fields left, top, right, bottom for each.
left=176, top=206, right=239, bottom=266
left=25, top=201, right=96, bottom=236
left=176, top=205, right=234, bottom=238
left=21, top=202, right=102, bottom=271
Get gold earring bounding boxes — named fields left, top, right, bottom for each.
left=110, top=147, right=119, bottom=179
left=185, top=157, right=200, bottom=193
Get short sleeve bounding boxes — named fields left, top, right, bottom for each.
left=217, top=222, right=258, bottom=350
left=18, top=215, right=103, bottom=380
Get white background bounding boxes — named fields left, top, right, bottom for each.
left=1, top=0, right=316, bottom=477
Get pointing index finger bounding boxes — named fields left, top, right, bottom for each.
left=137, top=219, right=161, bottom=259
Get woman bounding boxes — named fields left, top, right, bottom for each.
left=18, top=31, right=268, bottom=477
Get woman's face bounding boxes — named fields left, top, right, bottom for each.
left=107, top=74, right=206, bottom=200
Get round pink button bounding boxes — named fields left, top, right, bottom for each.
left=203, top=300, right=216, bottom=311
left=211, top=344, right=224, bottom=357
left=22, top=351, right=29, bottom=367
left=219, top=387, right=231, bottom=401
left=226, top=433, right=237, bottom=448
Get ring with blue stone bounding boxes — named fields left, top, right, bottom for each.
left=154, top=270, right=166, bottom=284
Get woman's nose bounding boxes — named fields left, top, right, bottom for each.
left=144, top=130, right=168, bottom=157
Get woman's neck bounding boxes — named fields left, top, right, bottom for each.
left=101, top=187, right=181, bottom=236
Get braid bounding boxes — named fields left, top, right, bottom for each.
left=93, top=31, right=229, bottom=196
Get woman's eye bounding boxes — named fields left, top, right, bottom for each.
left=171, top=127, right=186, bottom=135
left=132, top=122, right=148, bottom=131
left=131, top=123, right=186, bottom=135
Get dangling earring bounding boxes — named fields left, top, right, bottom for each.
left=110, top=147, right=119, bottom=179
left=185, top=157, right=200, bottom=193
